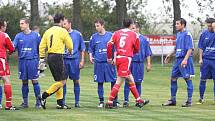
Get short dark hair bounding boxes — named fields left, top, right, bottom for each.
left=32, top=25, right=40, bottom=31
left=0, top=18, right=6, bottom=28
left=20, top=18, right=30, bottom=24
left=134, top=21, right=141, bottom=29
left=94, top=18, right=105, bottom=26
left=205, top=18, right=215, bottom=24
left=176, top=18, right=187, bottom=27
left=65, top=18, right=72, bottom=24
left=123, top=18, right=134, bottom=28
left=54, top=13, right=65, bottom=23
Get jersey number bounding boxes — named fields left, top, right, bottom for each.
left=119, top=36, right=126, bottom=48
left=50, top=34, right=53, bottom=48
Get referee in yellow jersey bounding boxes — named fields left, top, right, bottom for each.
left=38, top=13, right=73, bottom=109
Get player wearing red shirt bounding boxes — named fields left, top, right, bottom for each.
left=0, top=18, right=18, bottom=110
left=105, top=19, right=150, bottom=108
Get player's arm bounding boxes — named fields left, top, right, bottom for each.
left=145, top=41, right=152, bottom=72
left=164, top=47, right=176, bottom=64
left=64, top=31, right=73, bottom=54
left=5, top=33, right=15, bottom=54
left=181, top=33, right=194, bottom=68
left=133, top=36, right=140, bottom=54
left=39, top=32, right=48, bottom=59
left=198, top=33, right=204, bottom=65
left=79, top=35, right=86, bottom=69
left=107, top=38, right=114, bottom=63
left=88, top=36, right=95, bottom=64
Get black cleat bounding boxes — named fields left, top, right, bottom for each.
left=123, top=102, right=129, bottom=107
left=5, top=106, right=19, bottom=110
left=19, top=102, right=29, bottom=108
left=97, top=102, right=104, bottom=108
left=136, top=99, right=150, bottom=108
left=162, top=100, right=176, bottom=106
left=38, top=95, right=46, bottom=109
left=75, top=103, right=80, bottom=108
left=182, top=101, right=192, bottom=107
left=56, top=104, right=71, bottom=109
left=105, top=103, right=113, bottom=109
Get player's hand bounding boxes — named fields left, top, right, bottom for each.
left=199, top=59, right=203, bottom=65
left=212, top=22, right=215, bottom=32
left=38, top=59, right=47, bottom=70
left=146, top=63, right=152, bottom=72
left=181, top=59, right=187, bottom=68
left=89, top=56, right=94, bottom=64
left=111, top=58, right=116, bottom=65
left=164, top=55, right=171, bottom=64
left=107, top=59, right=112, bottom=64
left=79, top=60, right=84, bottom=69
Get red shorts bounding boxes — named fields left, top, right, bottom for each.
left=116, top=56, right=132, bottom=77
left=0, top=58, right=10, bottom=76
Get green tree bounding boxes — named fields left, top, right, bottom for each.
left=30, top=0, right=40, bottom=27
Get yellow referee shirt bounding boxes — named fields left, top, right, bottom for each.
left=39, top=26, right=73, bottom=58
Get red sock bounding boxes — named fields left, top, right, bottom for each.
left=129, top=83, right=142, bottom=101
left=108, top=84, right=120, bottom=103
left=4, top=84, right=12, bottom=108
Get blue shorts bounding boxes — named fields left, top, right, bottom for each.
left=64, top=58, right=80, bottom=81
left=131, top=62, right=144, bottom=82
left=200, top=59, right=215, bottom=80
left=171, top=57, right=195, bottom=78
left=94, top=62, right=116, bottom=83
left=18, top=59, right=39, bottom=80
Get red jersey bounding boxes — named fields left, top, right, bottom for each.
left=0, top=32, right=14, bottom=59
left=107, top=29, right=140, bottom=59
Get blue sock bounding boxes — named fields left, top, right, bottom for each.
left=22, top=83, right=29, bottom=104
left=135, top=82, right=142, bottom=96
left=170, top=80, right=177, bottom=102
left=124, top=82, right=130, bottom=102
left=0, top=85, right=2, bottom=105
left=63, top=84, right=67, bottom=105
left=199, top=80, right=206, bottom=99
left=186, top=80, right=193, bottom=102
left=213, top=80, right=215, bottom=101
left=98, top=83, right=104, bottom=102
left=33, top=82, right=41, bottom=105
left=74, top=82, right=80, bottom=104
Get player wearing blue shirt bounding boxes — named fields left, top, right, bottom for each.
left=61, top=18, right=85, bottom=108
left=13, top=18, right=41, bottom=109
left=197, top=18, right=215, bottom=104
left=163, top=18, right=194, bottom=107
left=88, top=19, right=119, bottom=108
left=123, top=22, right=152, bottom=107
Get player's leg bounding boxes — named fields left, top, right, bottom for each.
left=123, top=80, right=130, bottom=107
left=62, top=58, right=70, bottom=106
left=32, top=80, right=41, bottom=108
left=39, top=54, right=67, bottom=109
left=97, top=82, right=104, bottom=107
left=73, top=80, right=80, bottom=107
left=21, top=80, right=29, bottom=108
left=0, top=80, right=2, bottom=109
left=198, top=79, right=206, bottom=104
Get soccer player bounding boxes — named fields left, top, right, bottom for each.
left=197, top=18, right=215, bottom=104
left=38, top=13, right=73, bottom=109
left=0, top=18, right=18, bottom=110
left=163, top=18, right=194, bottom=107
left=105, top=18, right=150, bottom=108
left=13, top=18, right=41, bottom=109
left=123, top=22, right=152, bottom=107
left=88, top=19, right=119, bottom=108
left=62, top=18, right=85, bottom=108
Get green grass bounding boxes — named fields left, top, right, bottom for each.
left=1, top=62, right=215, bottom=121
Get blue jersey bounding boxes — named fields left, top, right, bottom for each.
left=132, top=35, right=152, bottom=62
left=64, top=30, right=85, bottom=59
left=88, top=31, right=112, bottom=62
left=198, top=29, right=215, bottom=59
left=13, top=31, right=41, bottom=59
left=175, top=30, right=194, bottom=58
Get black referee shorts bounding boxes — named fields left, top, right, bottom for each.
left=47, top=53, right=67, bottom=81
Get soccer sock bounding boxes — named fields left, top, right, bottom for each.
left=74, top=82, right=80, bottom=104
left=98, top=83, right=104, bottom=102
left=22, top=83, right=29, bottom=104
left=199, top=80, right=206, bottom=100
left=46, top=82, right=64, bottom=96
left=33, top=82, right=41, bottom=105
left=4, top=84, right=12, bottom=108
left=111, top=82, right=118, bottom=104
left=186, top=80, right=193, bottom=102
left=108, top=84, right=120, bottom=103
left=129, top=82, right=141, bottom=102
left=63, top=84, right=67, bottom=105
left=0, top=85, right=2, bottom=105
left=56, top=87, right=63, bottom=106
left=135, top=82, right=142, bottom=96
left=170, top=80, right=177, bottom=102
left=124, top=82, right=130, bottom=102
